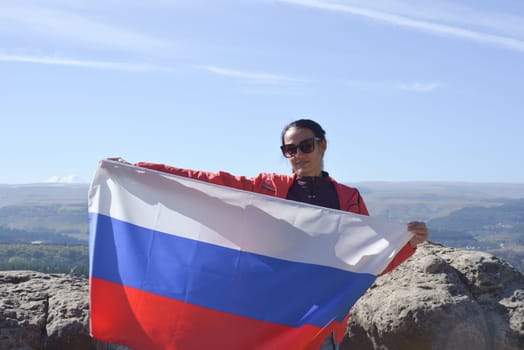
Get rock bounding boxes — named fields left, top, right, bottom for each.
left=343, top=242, right=524, bottom=350
left=0, top=271, right=120, bottom=350
left=1, top=243, right=523, bottom=349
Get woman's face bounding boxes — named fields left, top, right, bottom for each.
left=282, top=127, right=326, bottom=176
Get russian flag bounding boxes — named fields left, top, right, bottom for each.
left=88, top=160, right=412, bottom=349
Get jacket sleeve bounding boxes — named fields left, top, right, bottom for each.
left=135, top=162, right=262, bottom=192
left=354, top=191, right=369, bottom=215
left=334, top=181, right=369, bottom=215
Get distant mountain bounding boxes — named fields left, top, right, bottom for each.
left=0, top=203, right=87, bottom=244
left=43, top=175, right=88, bottom=184
left=0, top=184, right=89, bottom=244
left=0, top=181, right=523, bottom=270
left=355, top=181, right=524, bottom=199
left=0, top=183, right=88, bottom=207
left=4, top=181, right=523, bottom=220
left=349, top=182, right=524, bottom=271
left=356, top=181, right=524, bottom=222
left=428, top=199, right=524, bottom=233
left=426, top=199, right=524, bottom=271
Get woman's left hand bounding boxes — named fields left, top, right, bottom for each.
left=408, top=221, right=428, bottom=247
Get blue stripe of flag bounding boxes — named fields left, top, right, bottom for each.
left=89, top=213, right=376, bottom=328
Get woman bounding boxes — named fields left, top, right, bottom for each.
left=112, top=118, right=428, bottom=349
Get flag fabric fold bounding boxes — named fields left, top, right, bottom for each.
left=88, top=160, right=412, bottom=349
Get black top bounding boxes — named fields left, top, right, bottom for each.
left=285, top=171, right=340, bottom=210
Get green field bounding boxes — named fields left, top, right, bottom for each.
left=0, top=243, right=88, bottom=276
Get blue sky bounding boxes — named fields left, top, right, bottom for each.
left=1, top=0, right=523, bottom=184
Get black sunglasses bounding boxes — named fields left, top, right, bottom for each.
left=280, top=137, right=321, bottom=158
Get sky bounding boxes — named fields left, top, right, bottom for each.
left=1, top=0, right=523, bottom=185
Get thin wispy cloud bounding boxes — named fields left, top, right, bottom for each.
left=199, top=65, right=303, bottom=84
left=345, top=0, right=524, bottom=38
left=279, top=0, right=524, bottom=52
left=398, top=82, right=440, bottom=92
left=44, top=175, right=86, bottom=184
left=0, top=2, right=173, bottom=53
left=343, top=79, right=441, bottom=93
left=0, top=53, right=177, bottom=72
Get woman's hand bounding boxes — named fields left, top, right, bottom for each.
left=407, top=221, right=428, bottom=247
left=107, top=157, right=132, bottom=165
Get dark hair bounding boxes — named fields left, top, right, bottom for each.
left=281, top=119, right=326, bottom=145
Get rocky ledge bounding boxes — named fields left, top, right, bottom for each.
left=345, top=242, right=524, bottom=350
left=1, top=242, right=523, bottom=349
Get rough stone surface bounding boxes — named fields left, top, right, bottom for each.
left=0, top=271, right=120, bottom=350
left=1, top=243, right=523, bottom=349
left=343, top=242, right=524, bottom=350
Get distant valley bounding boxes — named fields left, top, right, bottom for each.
left=0, top=181, right=523, bottom=273
left=360, top=181, right=524, bottom=271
